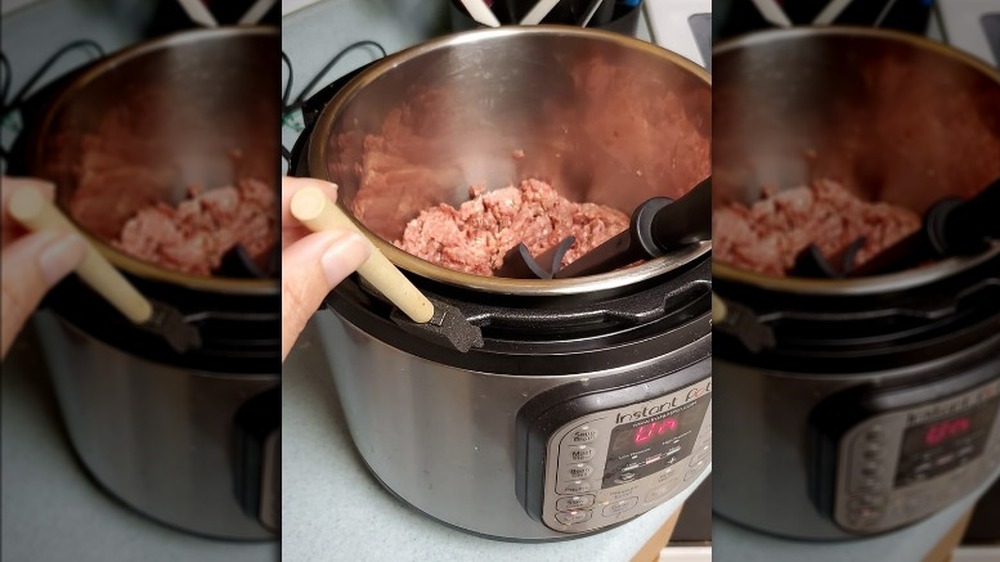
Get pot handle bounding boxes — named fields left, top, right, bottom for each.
left=233, top=386, right=280, bottom=533
left=712, top=293, right=776, bottom=353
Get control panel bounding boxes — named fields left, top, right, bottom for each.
left=832, top=378, right=1000, bottom=534
left=538, top=377, right=712, bottom=533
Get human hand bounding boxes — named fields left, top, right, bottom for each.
left=1, top=177, right=87, bottom=359
left=281, top=176, right=370, bottom=361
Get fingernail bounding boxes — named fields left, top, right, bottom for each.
left=320, top=232, right=371, bottom=286
left=38, top=232, right=87, bottom=286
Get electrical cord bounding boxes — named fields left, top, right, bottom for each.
left=0, top=53, right=11, bottom=110
left=280, top=40, right=386, bottom=167
left=281, top=40, right=386, bottom=117
left=1, top=40, right=104, bottom=169
left=2, top=40, right=104, bottom=114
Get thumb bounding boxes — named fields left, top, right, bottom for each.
left=281, top=229, right=370, bottom=361
left=2, top=230, right=87, bottom=358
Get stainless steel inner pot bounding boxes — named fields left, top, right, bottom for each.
left=308, top=26, right=712, bottom=296
left=31, top=27, right=280, bottom=294
left=713, top=28, right=1000, bottom=295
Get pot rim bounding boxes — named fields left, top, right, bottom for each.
left=713, top=26, right=1000, bottom=296
left=32, top=26, right=279, bottom=296
left=308, top=25, right=712, bottom=297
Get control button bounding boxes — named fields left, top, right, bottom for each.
left=862, top=443, right=882, bottom=459
left=851, top=475, right=885, bottom=494
left=866, top=426, right=884, bottom=441
left=555, top=510, right=593, bottom=525
left=861, top=462, right=884, bottom=478
left=566, top=426, right=598, bottom=445
left=557, top=481, right=593, bottom=495
left=847, top=505, right=884, bottom=526
left=657, top=467, right=677, bottom=483
left=848, top=494, right=887, bottom=511
left=614, top=472, right=637, bottom=484
left=566, top=446, right=596, bottom=462
left=563, top=464, right=594, bottom=480
left=683, top=468, right=700, bottom=482
left=645, top=481, right=679, bottom=503
left=602, top=497, right=639, bottom=517
left=556, top=495, right=596, bottom=511
left=688, top=456, right=708, bottom=469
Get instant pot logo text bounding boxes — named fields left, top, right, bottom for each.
left=615, top=378, right=711, bottom=424
left=907, top=387, right=995, bottom=424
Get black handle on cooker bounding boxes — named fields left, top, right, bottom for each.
left=929, top=177, right=1000, bottom=256
left=233, top=386, right=280, bottom=533
left=648, top=176, right=713, bottom=253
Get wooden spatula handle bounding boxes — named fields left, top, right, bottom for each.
left=290, top=186, right=434, bottom=324
left=8, top=188, right=154, bottom=324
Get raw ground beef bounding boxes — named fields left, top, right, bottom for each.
left=59, top=98, right=278, bottom=277
left=113, top=178, right=276, bottom=276
left=396, top=178, right=629, bottom=276
left=714, top=178, right=921, bottom=276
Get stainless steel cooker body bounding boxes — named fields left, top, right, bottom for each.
left=16, top=28, right=282, bottom=541
left=316, top=285, right=712, bottom=540
left=711, top=27, right=1000, bottom=541
left=714, top=332, right=1000, bottom=540
left=298, top=25, right=714, bottom=541
left=34, top=313, right=279, bottom=540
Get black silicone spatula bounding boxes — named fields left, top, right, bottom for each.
left=553, top=176, right=712, bottom=278
left=848, top=177, right=1000, bottom=277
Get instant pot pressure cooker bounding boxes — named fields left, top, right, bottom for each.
left=291, top=27, right=713, bottom=540
left=11, top=28, right=281, bottom=540
left=712, top=28, right=1000, bottom=541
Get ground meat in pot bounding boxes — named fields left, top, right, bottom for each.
left=112, top=178, right=276, bottom=276
left=713, top=178, right=921, bottom=276
left=61, top=100, right=278, bottom=277
left=395, top=178, right=629, bottom=276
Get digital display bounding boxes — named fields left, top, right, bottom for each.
left=895, top=397, right=1000, bottom=488
left=603, top=395, right=711, bottom=488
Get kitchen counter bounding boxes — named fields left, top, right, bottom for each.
left=0, top=323, right=279, bottom=562
left=282, top=315, right=710, bottom=561
left=712, top=452, right=1000, bottom=562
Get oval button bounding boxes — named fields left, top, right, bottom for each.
left=566, top=427, right=598, bottom=445
left=555, top=510, right=593, bottom=525
left=563, top=464, right=594, bottom=480
left=566, top=446, right=596, bottom=462
left=556, top=495, right=596, bottom=512
left=645, top=481, right=679, bottom=503
left=557, top=481, right=593, bottom=495
left=602, top=497, right=639, bottom=517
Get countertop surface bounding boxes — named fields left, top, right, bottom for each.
left=0, top=326, right=279, bottom=562
left=713, top=474, right=997, bottom=562
left=282, top=315, right=710, bottom=562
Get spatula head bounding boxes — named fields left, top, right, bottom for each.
left=141, top=301, right=202, bottom=353
left=391, top=298, right=484, bottom=353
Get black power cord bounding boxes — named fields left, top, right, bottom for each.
left=0, top=40, right=105, bottom=166
left=280, top=40, right=386, bottom=166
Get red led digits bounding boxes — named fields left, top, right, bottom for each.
left=924, top=417, right=971, bottom=446
left=633, top=417, right=679, bottom=445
